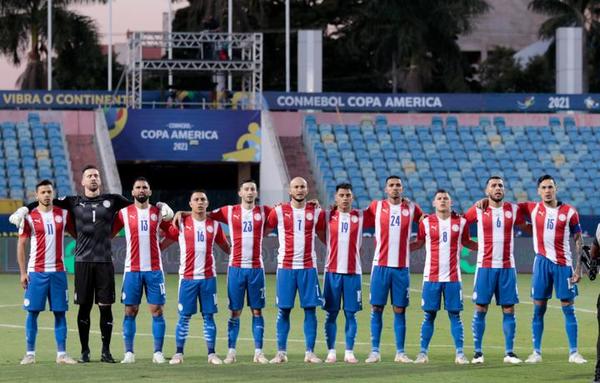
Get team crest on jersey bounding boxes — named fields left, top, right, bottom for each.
left=206, top=225, right=214, bottom=233
left=150, top=213, right=158, bottom=221
left=452, top=224, right=460, bottom=232
left=177, top=303, right=183, bottom=312
left=23, top=298, right=30, bottom=307
left=558, top=214, right=567, bottom=222
left=351, top=215, right=359, bottom=223
left=254, top=213, right=262, bottom=221
left=306, top=212, right=314, bottom=221
left=54, top=215, right=63, bottom=223
left=504, top=211, right=512, bottom=219
left=103, top=200, right=111, bottom=208
left=402, top=209, right=409, bottom=217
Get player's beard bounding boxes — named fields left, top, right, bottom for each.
left=135, top=195, right=149, bottom=203
left=292, top=195, right=305, bottom=203
left=490, top=195, right=503, bottom=203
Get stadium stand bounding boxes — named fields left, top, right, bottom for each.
left=303, top=114, right=599, bottom=215
left=0, top=112, right=74, bottom=202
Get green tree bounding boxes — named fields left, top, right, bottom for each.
left=0, top=0, right=107, bottom=89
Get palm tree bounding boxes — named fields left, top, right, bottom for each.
left=528, top=0, right=600, bottom=39
left=0, top=0, right=106, bottom=89
left=339, top=0, right=489, bottom=92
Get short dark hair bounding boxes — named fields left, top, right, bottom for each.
left=433, top=188, right=450, bottom=198
left=191, top=189, right=207, bottom=197
left=36, top=179, right=53, bottom=190
left=537, top=174, right=555, bottom=187
left=82, top=164, right=98, bottom=174
left=133, top=176, right=149, bottom=184
left=385, top=175, right=402, bottom=184
left=335, top=183, right=353, bottom=192
left=239, top=179, right=257, bottom=189
left=485, top=176, right=504, bottom=187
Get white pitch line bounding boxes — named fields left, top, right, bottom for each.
left=0, top=304, right=22, bottom=308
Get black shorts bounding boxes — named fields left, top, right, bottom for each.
left=74, top=262, right=115, bottom=305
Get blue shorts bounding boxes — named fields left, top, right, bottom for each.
left=323, top=272, right=363, bottom=313
left=227, top=266, right=266, bottom=311
left=24, top=272, right=68, bottom=312
left=369, top=266, right=410, bottom=308
left=422, top=281, right=463, bottom=312
left=276, top=268, right=323, bottom=309
left=473, top=268, right=519, bottom=306
left=531, top=255, right=578, bottom=301
left=177, top=277, right=218, bottom=315
left=121, top=270, right=166, bottom=306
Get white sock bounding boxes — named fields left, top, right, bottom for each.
left=57, top=351, right=66, bottom=357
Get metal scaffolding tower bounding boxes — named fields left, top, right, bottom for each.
left=125, top=31, right=263, bottom=109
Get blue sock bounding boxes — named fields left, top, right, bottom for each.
left=324, top=311, right=338, bottom=350
left=502, top=312, right=516, bottom=354
left=25, top=311, right=39, bottom=353
left=304, top=308, right=317, bottom=352
left=54, top=312, right=67, bottom=353
left=532, top=304, right=547, bottom=354
left=472, top=310, right=487, bottom=353
left=175, top=314, right=191, bottom=354
left=448, top=311, right=464, bottom=354
left=227, top=317, right=240, bottom=349
left=252, top=315, right=264, bottom=350
left=420, top=311, right=436, bottom=353
left=394, top=311, right=406, bottom=353
left=122, top=314, right=136, bottom=353
left=344, top=311, right=357, bottom=351
left=276, top=308, right=291, bottom=351
left=370, top=310, right=383, bottom=353
left=152, top=314, right=165, bottom=353
left=203, top=313, right=217, bottom=355
left=561, top=305, right=578, bottom=354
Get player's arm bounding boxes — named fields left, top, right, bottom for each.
left=315, top=210, right=326, bottom=244
left=172, top=210, right=191, bottom=228
left=410, top=221, right=426, bottom=251
left=568, top=210, right=583, bottom=283
left=461, top=224, right=478, bottom=251
left=264, top=207, right=278, bottom=236
left=160, top=224, right=180, bottom=250
left=463, top=205, right=477, bottom=225
left=208, top=206, right=228, bottom=224
left=215, top=224, right=231, bottom=254
left=111, top=210, right=124, bottom=238
left=17, top=227, right=30, bottom=289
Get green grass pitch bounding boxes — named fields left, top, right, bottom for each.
left=0, top=273, right=596, bottom=382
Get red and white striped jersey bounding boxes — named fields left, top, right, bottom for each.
left=210, top=204, right=271, bottom=268
left=113, top=205, right=171, bottom=272
left=164, top=216, right=228, bottom=279
left=520, top=202, right=581, bottom=266
left=418, top=214, right=469, bottom=282
left=325, top=209, right=371, bottom=274
left=366, top=200, right=423, bottom=268
left=19, top=207, right=69, bottom=273
left=266, top=203, right=325, bottom=269
left=464, top=202, right=525, bottom=269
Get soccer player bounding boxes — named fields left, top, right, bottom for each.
left=266, top=177, right=325, bottom=364
left=322, top=183, right=372, bottom=364
left=209, top=180, right=271, bottom=364
left=520, top=175, right=586, bottom=364
left=365, top=175, right=423, bottom=363
left=590, top=224, right=600, bottom=382
left=464, top=176, right=528, bottom=364
left=17, top=180, right=77, bottom=365
left=111, top=177, right=172, bottom=364
left=410, top=189, right=477, bottom=364
left=10, top=165, right=173, bottom=363
left=163, top=190, right=230, bottom=365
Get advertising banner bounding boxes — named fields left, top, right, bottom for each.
left=107, top=108, right=261, bottom=162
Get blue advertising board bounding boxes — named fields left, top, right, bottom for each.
left=263, top=92, right=600, bottom=113
left=107, top=108, right=261, bottom=162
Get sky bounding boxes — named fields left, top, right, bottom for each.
left=0, top=0, right=188, bottom=90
